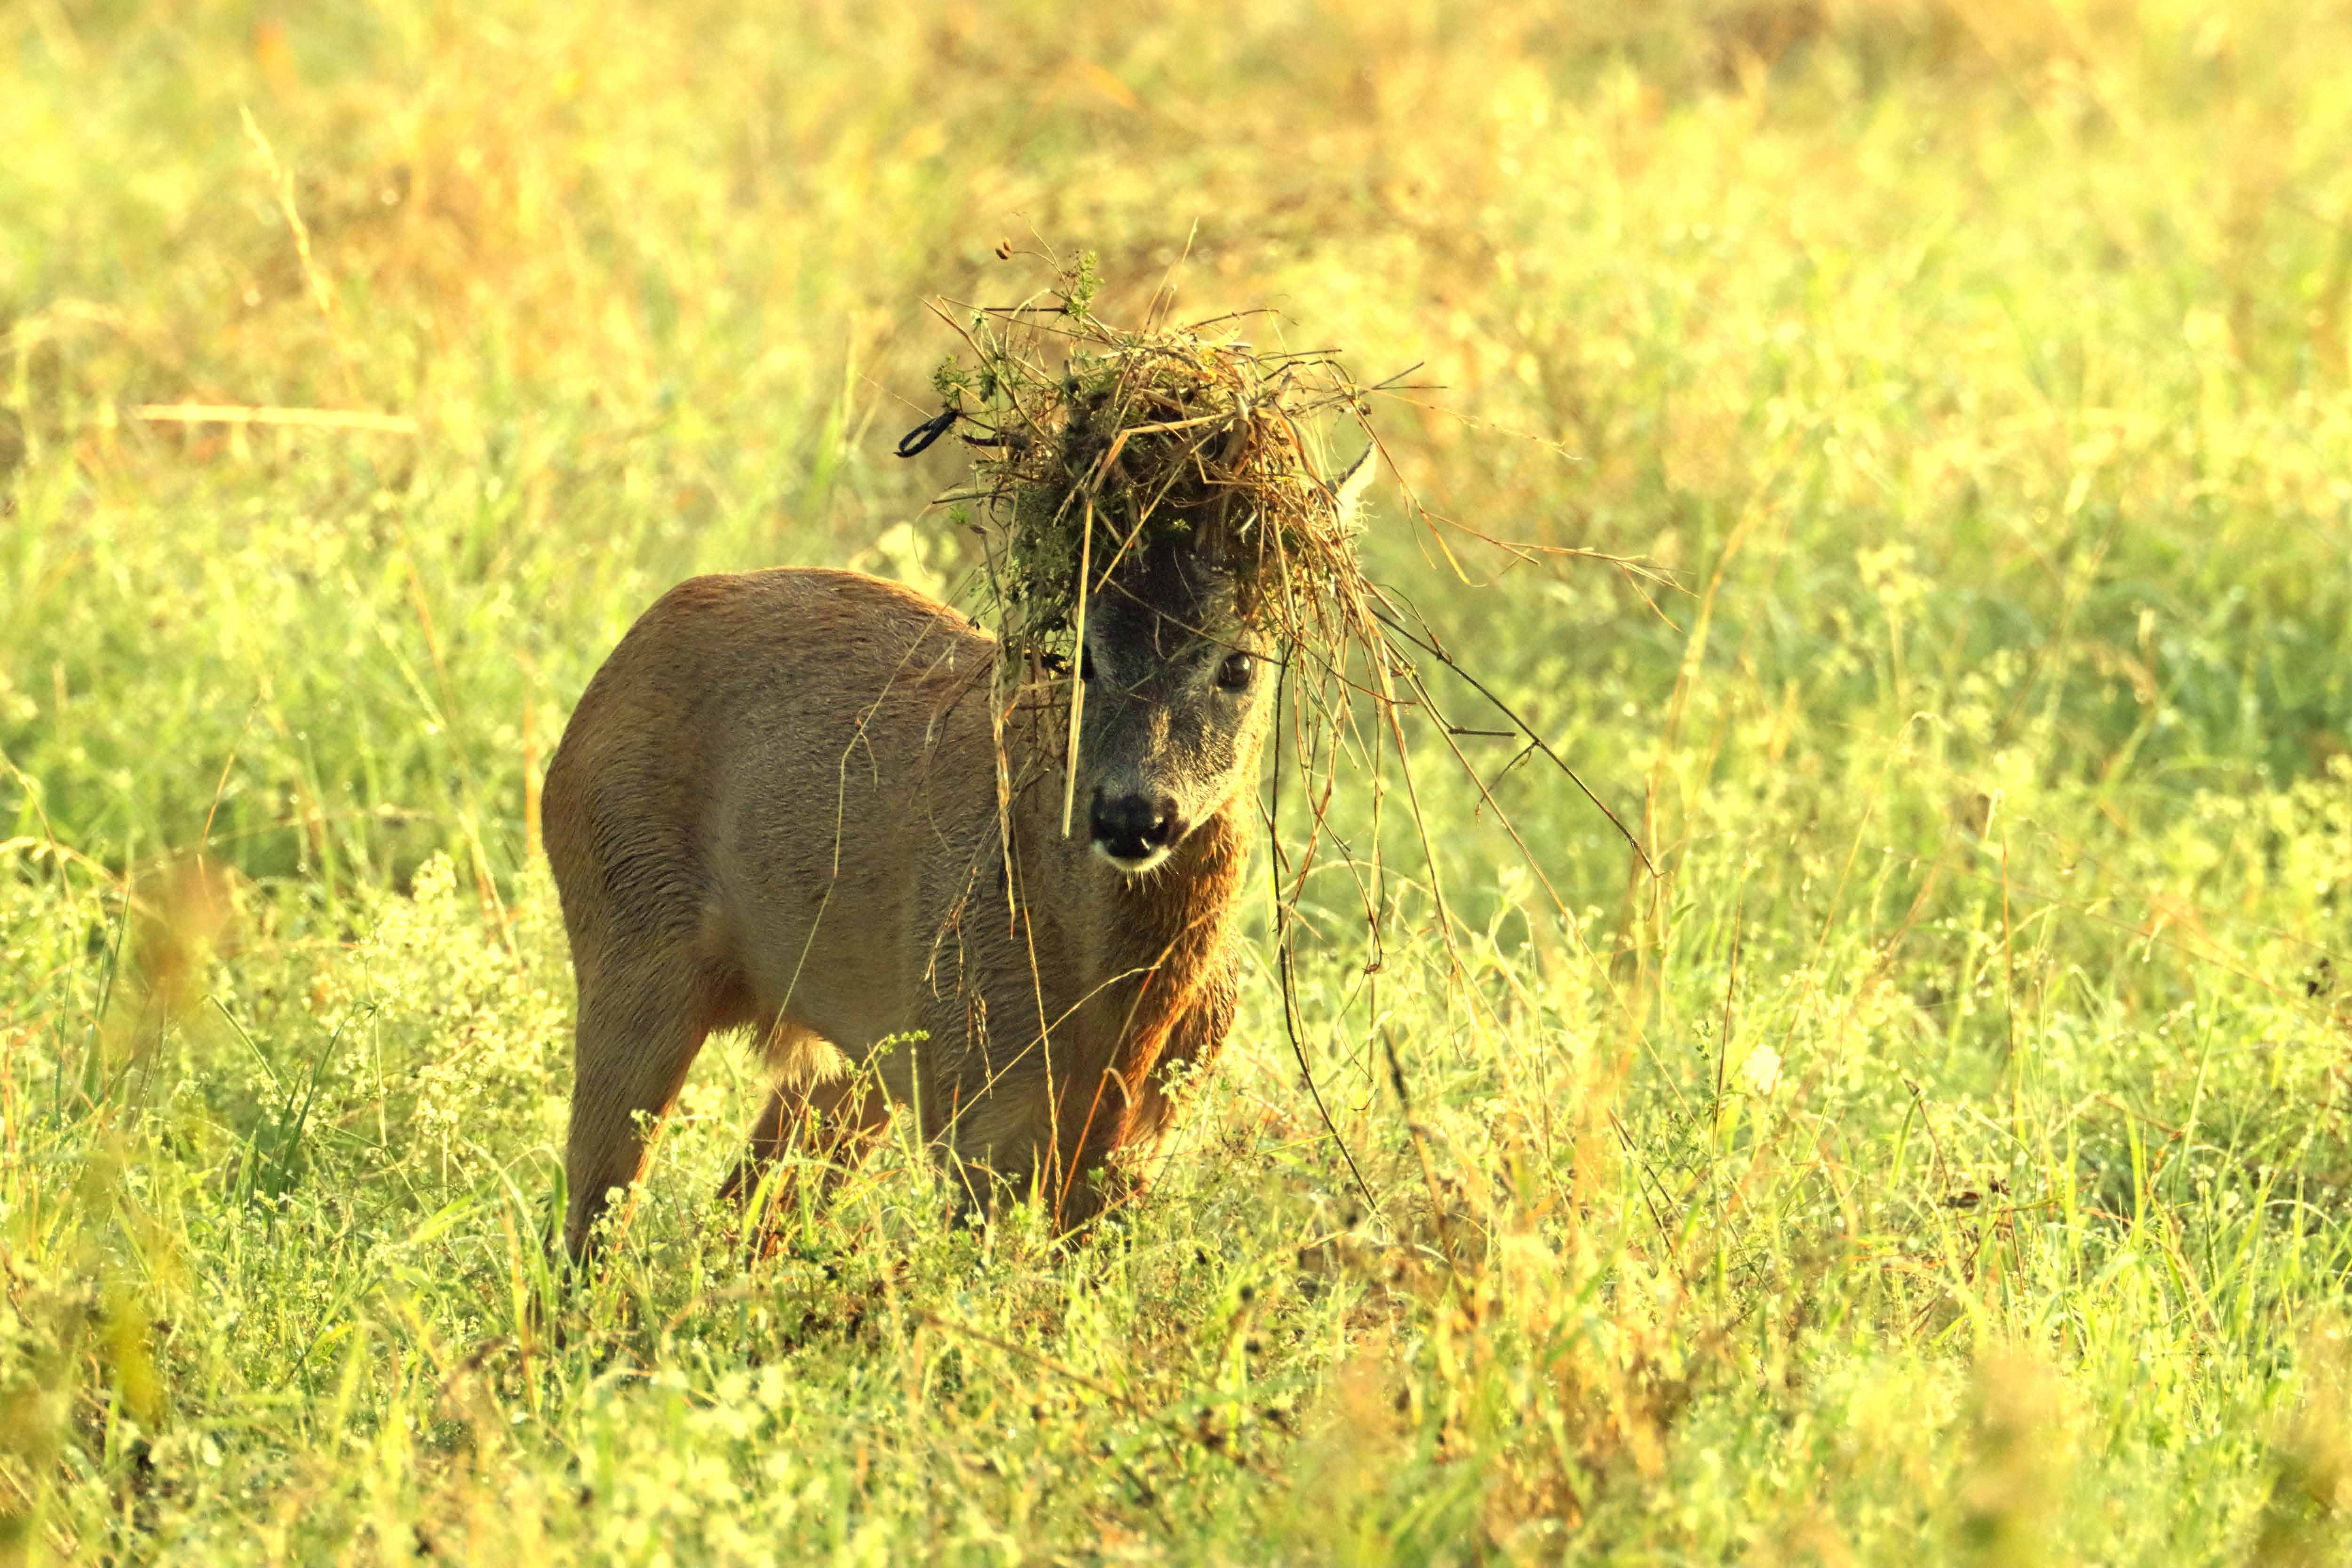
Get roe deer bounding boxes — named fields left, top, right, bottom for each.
left=545, top=464, right=1368, bottom=1260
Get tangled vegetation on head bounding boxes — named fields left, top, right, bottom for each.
left=909, top=251, right=1650, bottom=1001
left=924, top=254, right=1382, bottom=672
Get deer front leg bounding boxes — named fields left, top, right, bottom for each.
left=720, top=1061, right=895, bottom=1251
left=1121, top=943, right=1240, bottom=1151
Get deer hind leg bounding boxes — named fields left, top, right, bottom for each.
left=563, top=951, right=745, bottom=1262
left=718, top=1020, right=895, bottom=1242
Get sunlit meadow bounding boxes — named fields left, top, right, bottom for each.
left=6, top=2, right=2352, bottom=1562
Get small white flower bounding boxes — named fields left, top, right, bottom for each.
left=1738, top=1044, right=1783, bottom=1097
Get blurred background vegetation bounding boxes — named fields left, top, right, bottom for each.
left=5, top=0, right=2352, bottom=1562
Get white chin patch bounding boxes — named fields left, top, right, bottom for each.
left=1092, top=840, right=1171, bottom=876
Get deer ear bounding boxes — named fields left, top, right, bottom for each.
left=1329, top=446, right=1377, bottom=533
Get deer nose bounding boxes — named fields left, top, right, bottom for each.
left=1090, top=791, right=1182, bottom=864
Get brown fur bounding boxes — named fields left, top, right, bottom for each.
left=544, top=567, right=1256, bottom=1258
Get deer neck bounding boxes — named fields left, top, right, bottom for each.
left=1094, top=809, right=1246, bottom=988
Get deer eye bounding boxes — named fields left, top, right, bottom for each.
left=1217, top=651, right=1255, bottom=691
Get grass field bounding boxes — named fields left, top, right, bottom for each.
left=7, top=1, right=2352, bottom=1561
